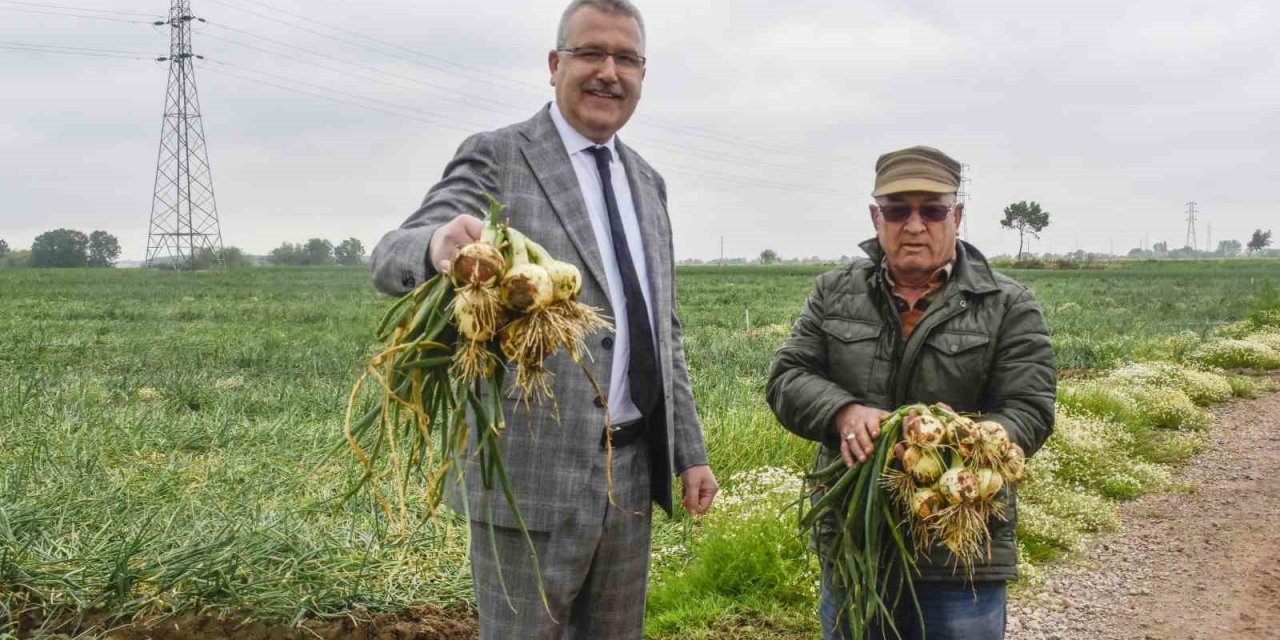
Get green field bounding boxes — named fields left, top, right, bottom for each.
left=2, top=261, right=1279, bottom=638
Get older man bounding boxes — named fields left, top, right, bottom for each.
left=370, top=1, right=717, bottom=638
left=766, top=146, right=1056, bottom=639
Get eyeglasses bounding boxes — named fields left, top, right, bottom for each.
left=875, top=202, right=955, bottom=223
left=557, top=47, right=646, bottom=70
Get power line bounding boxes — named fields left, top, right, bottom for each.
left=202, top=0, right=854, bottom=163
left=0, top=5, right=159, bottom=23
left=198, top=59, right=490, bottom=134
left=201, top=0, right=536, bottom=95
left=0, top=41, right=157, bottom=59
left=197, top=59, right=852, bottom=196
left=0, top=40, right=159, bottom=56
left=195, top=19, right=842, bottom=182
left=198, top=23, right=539, bottom=118
left=0, top=1, right=162, bottom=17
left=204, top=0, right=546, bottom=93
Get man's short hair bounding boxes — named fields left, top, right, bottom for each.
left=556, top=0, right=646, bottom=49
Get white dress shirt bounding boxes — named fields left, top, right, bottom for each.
left=549, top=103, right=655, bottom=424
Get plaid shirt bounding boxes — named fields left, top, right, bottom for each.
left=883, top=261, right=954, bottom=338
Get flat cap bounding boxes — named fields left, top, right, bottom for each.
left=873, top=145, right=962, bottom=196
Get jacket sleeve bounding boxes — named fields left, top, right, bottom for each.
left=658, top=174, right=709, bottom=473
left=371, top=133, right=504, bottom=296
left=766, top=276, right=860, bottom=449
left=981, top=288, right=1057, bottom=457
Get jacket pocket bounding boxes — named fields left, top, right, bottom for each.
left=916, top=330, right=991, bottom=406
left=822, top=318, right=883, bottom=399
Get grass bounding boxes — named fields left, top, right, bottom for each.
left=1, top=259, right=1279, bottom=638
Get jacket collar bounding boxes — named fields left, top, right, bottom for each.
left=859, top=237, right=1000, bottom=296
left=517, top=105, right=611, bottom=296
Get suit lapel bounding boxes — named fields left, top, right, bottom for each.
left=518, top=109, right=610, bottom=298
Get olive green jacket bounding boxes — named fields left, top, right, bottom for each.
left=766, top=238, right=1056, bottom=582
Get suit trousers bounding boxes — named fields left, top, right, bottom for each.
left=469, top=439, right=653, bottom=640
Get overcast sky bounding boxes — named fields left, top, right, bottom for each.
left=2, top=0, right=1278, bottom=262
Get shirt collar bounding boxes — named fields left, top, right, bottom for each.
left=549, top=102, right=618, bottom=159
left=882, top=259, right=953, bottom=290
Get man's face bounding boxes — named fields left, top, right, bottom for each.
left=870, top=191, right=963, bottom=276
left=548, top=6, right=645, bottom=144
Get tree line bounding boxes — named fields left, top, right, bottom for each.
left=0, top=229, right=121, bottom=268
left=268, top=238, right=365, bottom=266
left=0, top=231, right=369, bottom=269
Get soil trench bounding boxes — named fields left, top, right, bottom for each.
left=1009, top=380, right=1280, bottom=640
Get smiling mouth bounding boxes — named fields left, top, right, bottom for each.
left=586, top=89, right=621, bottom=100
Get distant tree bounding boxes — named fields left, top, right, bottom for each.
left=759, top=248, right=779, bottom=265
left=86, top=230, right=121, bottom=268
left=302, top=238, right=334, bottom=266
left=31, top=229, right=89, bottom=267
left=0, top=239, right=9, bottom=258
left=333, top=237, right=366, bottom=266
left=2, top=250, right=32, bottom=268
left=1247, top=229, right=1273, bottom=254
left=1217, top=239, right=1242, bottom=258
left=1126, top=247, right=1147, bottom=258
left=269, top=242, right=302, bottom=266
left=999, top=201, right=1051, bottom=260
left=219, top=246, right=250, bottom=268
left=191, top=246, right=250, bottom=269
left=1152, top=241, right=1168, bottom=255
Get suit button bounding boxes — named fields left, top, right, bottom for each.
left=594, top=396, right=605, bottom=408
left=602, top=336, right=615, bottom=350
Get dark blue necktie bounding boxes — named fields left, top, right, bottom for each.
left=586, top=145, right=658, bottom=416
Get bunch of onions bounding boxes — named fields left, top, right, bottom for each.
left=887, top=404, right=1025, bottom=565
left=801, top=403, right=1026, bottom=637
left=340, top=194, right=612, bottom=545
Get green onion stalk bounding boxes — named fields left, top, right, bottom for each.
left=800, top=404, right=924, bottom=639
left=339, top=194, right=612, bottom=615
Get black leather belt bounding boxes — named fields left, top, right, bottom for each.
left=602, top=418, right=646, bottom=449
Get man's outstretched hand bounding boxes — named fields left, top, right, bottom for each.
left=428, top=215, right=485, bottom=274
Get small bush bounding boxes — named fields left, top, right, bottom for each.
left=1034, top=412, right=1170, bottom=499
left=1163, top=330, right=1202, bottom=360
left=1226, top=374, right=1262, bottom=398
left=1188, top=338, right=1280, bottom=370
left=1059, top=377, right=1210, bottom=431
left=1106, top=362, right=1232, bottom=406
left=1132, top=386, right=1210, bottom=430
left=1053, top=334, right=1135, bottom=370
left=1243, top=329, right=1280, bottom=352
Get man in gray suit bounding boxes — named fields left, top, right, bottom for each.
left=370, top=1, right=717, bottom=637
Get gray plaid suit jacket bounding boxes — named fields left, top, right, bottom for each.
left=371, top=105, right=709, bottom=531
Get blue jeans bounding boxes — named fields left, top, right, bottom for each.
left=820, top=561, right=1006, bottom=640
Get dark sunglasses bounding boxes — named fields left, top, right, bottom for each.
left=877, top=203, right=954, bottom=223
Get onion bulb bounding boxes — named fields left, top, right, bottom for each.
left=501, top=264, right=553, bottom=312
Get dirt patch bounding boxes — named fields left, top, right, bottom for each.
left=1009, top=378, right=1280, bottom=640
left=17, top=604, right=479, bottom=640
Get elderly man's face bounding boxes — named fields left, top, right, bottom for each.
left=870, top=192, right=963, bottom=278
left=548, top=6, right=645, bottom=144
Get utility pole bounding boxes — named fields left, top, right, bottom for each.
left=719, top=235, right=724, bottom=266
left=1207, top=223, right=1213, bottom=253
left=146, top=0, right=223, bottom=269
left=1183, top=201, right=1198, bottom=251
left=957, top=163, right=972, bottom=239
